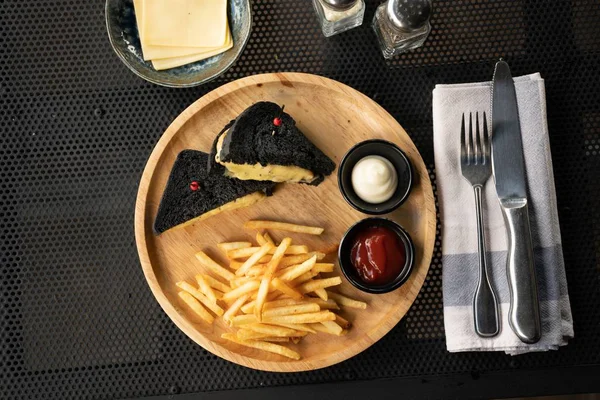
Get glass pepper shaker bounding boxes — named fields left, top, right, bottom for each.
left=312, top=0, right=365, bottom=37
left=372, top=0, right=432, bottom=59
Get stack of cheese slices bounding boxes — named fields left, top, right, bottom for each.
left=133, top=0, right=233, bottom=71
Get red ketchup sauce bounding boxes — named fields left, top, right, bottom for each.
left=350, top=226, right=406, bottom=285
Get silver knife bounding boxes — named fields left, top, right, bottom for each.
left=491, top=60, right=541, bottom=344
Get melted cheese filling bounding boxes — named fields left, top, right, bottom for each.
left=174, top=192, right=266, bottom=230
left=215, top=131, right=316, bottom=183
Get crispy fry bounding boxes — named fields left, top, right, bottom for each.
left=264, top=298, right=304, bottom=310
left=274, top=323, right=317, bottom=333
left=178, top=291, right=214, bottom=324
left=236, top=329, right=268, bottom=340
left=229, top=260, right=242, bottom=270
left=246, top=265, right=266, bottom=277
left=334, top=314, right=351, bottom=329
left=230, top=276, right=255, bottom=289
left=217, top=242, right=252, bottom=253
left=306, top=298, right=339, bottom=310
left=230, top=314, right=258, bottom=326
left=223, top=294, right=250, bottom=322
left=240, top=299, right=256, bottom=314
left=236, top=330, right=298, bottom=341
left=222, top=333, right=300, bottom=360
left=271, top=278, right=303, bottom=300
left=263, top=311, right=335, bottom=324
left=176, top=281, right=224, bottom=316
left=227, top=245, right=307, bottom=259
left=256, top=232, right=267, bottom=245
left=262, top=303, right=320, bottom=318
left=312, top=263, right=335, bottom=273
left=256, top=238, right=292, bottom=320
left=195, top=274, right=217, bottom=303
left=314, top=288, right=328, bottom=301
left=321, top=320, right=344, bottom=336
left=197, top=274, right=231, bottom=293
left=298, top=277, right=342, bottom=294
left=195, top=251, right=235, bottom=281
left=236, top=242, right=273, bottom=276
left=278, top=252, right=326, bottom=269
left=222, top=280, right=260, bottom=301
left=326, top=291, right=367, bottom=309
left=291, top=337, right=302, bottom=344
left=244, top=220, right=324, bottom=235
left=264, top=337, right=290, bottom=343
left=278, top=255, right=317, bottom=281
left=308, top=323, right=331, bottom=334
left=245, top=323, right=300, bottom=337
left=290, top=271, right=319, bottom=286
left=264, top=232, right=275, bottom=245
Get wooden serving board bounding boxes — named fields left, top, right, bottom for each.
left=135, top=73, right=436, bottom=372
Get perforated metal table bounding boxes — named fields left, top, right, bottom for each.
left=1, top=1, right=599, bottom=399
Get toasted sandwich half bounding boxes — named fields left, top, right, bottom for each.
left=210, top=102, right=336, bottom=186
left=153, top=150, right=275, bottom=234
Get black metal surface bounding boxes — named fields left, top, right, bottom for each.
left=1, top=0, right=599, bottom=399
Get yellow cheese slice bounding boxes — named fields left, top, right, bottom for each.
left=151, top=29, right=232, bottom=70
left=144, top=0, right=228, bottom=48
left=134, top=0, right=230, bottom=60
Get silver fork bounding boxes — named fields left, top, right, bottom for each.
left=460, top=112, right=500, bottom=337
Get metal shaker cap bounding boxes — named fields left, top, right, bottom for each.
left=321, top=0, right=358, bottom=11
left=387, top=0, right=431, bottom=31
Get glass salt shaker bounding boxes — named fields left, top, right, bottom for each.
left=312, top=0, right=365, bottom=37
left=372, top=0, right=432, bottom=59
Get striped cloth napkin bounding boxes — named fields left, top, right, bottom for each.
left=432, top=74, right=574, bottom=354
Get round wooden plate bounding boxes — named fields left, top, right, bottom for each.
left=135, top=73, right=436, bottom=372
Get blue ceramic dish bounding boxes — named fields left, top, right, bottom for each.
left=105, top=0, right=251, bottom=88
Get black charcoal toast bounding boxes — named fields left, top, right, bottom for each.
left=209, top=102, right=336, bottom=186
left=153, top=150, right=275, bottom=234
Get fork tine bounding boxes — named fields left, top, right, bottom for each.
left=475, top=112, right=482, bottom=165
left=461, top=113, right=466, bottom=159
left=483, top=111, right=490, bottom=162
left=468, top=112, right=474, bottom=164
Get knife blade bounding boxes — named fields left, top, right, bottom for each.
left=491, top=60, right=541, bottom=344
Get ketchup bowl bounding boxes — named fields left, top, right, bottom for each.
left=338, top=217, right=415, bottom=294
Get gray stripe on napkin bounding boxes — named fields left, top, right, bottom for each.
left=442, top=245, right=565, bottom=307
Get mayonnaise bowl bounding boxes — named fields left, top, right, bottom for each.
left=338, top=139, right=413, bottom=214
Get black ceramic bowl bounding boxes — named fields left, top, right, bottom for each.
left=338, top=139, right=413, bottom=215
left=338, top=217, right=415, bottom=294
left=105, top=0, right=251, bottom=88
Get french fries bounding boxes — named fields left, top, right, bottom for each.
left=176, top=281, right=224, bottom=316
left=256, top=238, right=292, bottom=321
left=244, top=220, right=324, bottom=235
left=195, top=251, right=235, bottom=281
left=326, top=291, right=367, bottom=309
left=223, top=294, right=250, bottom=322
left=195, top=274, right=217, bottom=303
left=227, top=245, right=308, bottom=259
left=174, top=220, right=368, bottom=361
left=178, top=291, right=214, bottom=324
left=314, top=288, right=328, bottom=301
left=217, top=242, right=252, bottom=253
left=197, top=274, right=231, bottom=293
left=278, top=255, right=317, bottom=281
left=236, top=242, right=273, bottom=276
left=222, top=333, right=300, bottom=360
left=271, top=278, right=303, bottom=300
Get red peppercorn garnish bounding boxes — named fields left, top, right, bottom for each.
left=273, top=117, right=282, bottom=127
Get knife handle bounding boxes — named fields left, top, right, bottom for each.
left=500, top=199, right=541, bottom=344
